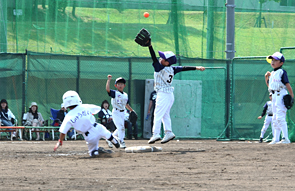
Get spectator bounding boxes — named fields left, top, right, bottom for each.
left=98, top=100, right=117, bottom=148
left=125, top=110, right=138, bottom=140
left=98, top=100, right=116, bottom=132
left=24, top=102, right=44, bottom=140
left=0, top=99, right=17, bottom=139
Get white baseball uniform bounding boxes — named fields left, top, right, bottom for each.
left=59, top=104, right=113, bottom=156
left=149, top=46, right=198, bottom=136
left=268, top=67, right=289, bottom=142
left=108, top=89, right=129, bottom=142
left=260, top=101, right=273, bottom=138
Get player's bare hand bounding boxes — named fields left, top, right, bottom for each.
left=197, top=66, right=205, bottom=71
left=53, top=139, right=63, bottom=152
left=258, top=116, right=262, bottom=119
left=107, top=75, right=112, bottom=80
left=265, top=71, right=271, bottom=77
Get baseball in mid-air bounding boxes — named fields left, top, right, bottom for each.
left=144, top=12, right=149, bottom=18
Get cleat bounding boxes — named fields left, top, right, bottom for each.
left=120, top=141, right=126, bottom=149
left=277, top=138, right=290, bottom=144
left=148, top=134, right=162, bottom=144
left=106, top=140, right=113, bottom=148
left=268, top=140, right=279, bottom=145
left=161, top=132, right=175, bottom=144
left=259, top=137, right=263, bottom=143
left=111, top=136, right=120, bottom=149
left=98, top=147, right=114, bottom=154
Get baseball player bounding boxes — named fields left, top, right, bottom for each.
left=53, top=90, right=120, bottom=157
left=257, top=93, right=273, bottom=143
left=265, top=52, right=294, bottom=144
left=145, top=41, right=205, bottom=144
left=106, top=75, right=135, bottom=148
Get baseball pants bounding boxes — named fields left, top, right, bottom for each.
left=83, top=123, right=112, bottom=156
left=272, top=89, right=288, bottom=142
left=153, top=91, right=174, bottom=135
left=112, top=109, right=126, bottom=142
left=260, top=115, right=273, bottom=138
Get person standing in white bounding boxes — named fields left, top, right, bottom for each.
left=53, top=90, right=120, bottom=156
left=265, top=52, right=294, bottom=144
left=257, top=93, right=273, bottom=143
left=146, top=41, right=205, bottom=144
left=106, top=75, right=135, bottom=148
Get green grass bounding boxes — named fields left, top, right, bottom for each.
left=6, top=7, right=295, bottom=59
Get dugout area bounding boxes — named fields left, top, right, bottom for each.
left=0, top=51, right=295, bottom=141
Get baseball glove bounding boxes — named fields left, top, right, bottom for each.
left=134, top=28, right=151, bottom=47
left=129, top=111, right=138, bottom=125
left=283, top=94, right=294, bottom=110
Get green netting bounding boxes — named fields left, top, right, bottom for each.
left=24, top=52, right=228, bottom=138
left=0, top=53, right=25, bottom=123
left=1, top=0, right=295, bottom=58
left=232, top=57, right=295, bottom=141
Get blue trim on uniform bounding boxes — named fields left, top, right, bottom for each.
left=172, top=66, right=183, bottom=75
left=273, top=67, right=289, bottom=85
left=281, top=70, right=289, bottom=85
left=153, top=61, right=165, bottom=72
left=108, top=89, right=116, bottom=98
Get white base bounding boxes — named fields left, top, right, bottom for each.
left=125, top=146, right=162, bottom=153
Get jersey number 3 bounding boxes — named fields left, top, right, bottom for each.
left=167, top=75, right=173, bottom=83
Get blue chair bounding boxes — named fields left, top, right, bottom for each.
left=50, top=108, right=60, bottom=126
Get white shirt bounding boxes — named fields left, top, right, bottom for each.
left=0, top=109, right=15, bottom=120
left=268, top=69, right=286, bottom=91
left=59, top=104, right=101, bottom=134
left=109, top=90, right=129, bottom=110
left=154, top=66, right=174, bottom=93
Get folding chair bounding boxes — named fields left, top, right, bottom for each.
left=50, top=108, right=59, bottom=126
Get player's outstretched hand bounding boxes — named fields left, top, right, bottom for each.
left=258, top=116, right=262, bottom=119
left=196, top=66, right=205, bottom=71
left=107, top=75, right=112, bottom=80
left=54, top=139, right=63, bottom=152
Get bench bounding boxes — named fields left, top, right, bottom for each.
left=24, top=126, right=77, bottom=141
left=0, top=126, right=25, bottom=141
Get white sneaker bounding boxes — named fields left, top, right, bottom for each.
left=277, top=138, right=291, bottom=144
left=120, top=141, right=126, bottom=149
left=148, top=134, right=162, bottom=144
left=161, top=132, right=175, bottom=144
left=106, top=140, right=113, bottom=148
left=268, top=140, right=279, bottom=145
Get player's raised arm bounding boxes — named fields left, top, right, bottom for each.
left=149, top=45, right=158, bottom=63
left=106, top=75, right=112, bottom=93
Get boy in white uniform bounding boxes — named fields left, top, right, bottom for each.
left=146, top=41, right=205, bottom=144
left=106, top=75, right=135, bottom=148
left=265, top=52, right=294, bottom=144
left=53, top=90, right=120, bottom=157
left=257, top=93, right=273, bottom=143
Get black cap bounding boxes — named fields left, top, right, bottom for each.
left=0, top=99, right=7, bottom=104
left=115, top=77, right=126, bottom=84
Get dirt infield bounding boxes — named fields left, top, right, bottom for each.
left=1, top=139, right=295, bottom=190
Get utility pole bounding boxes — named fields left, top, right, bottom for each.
left=226, top=0, right=235, bottom=59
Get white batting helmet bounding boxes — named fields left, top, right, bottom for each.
left=62, top=90, right=82, bottom=108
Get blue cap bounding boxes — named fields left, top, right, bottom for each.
left=158, top=51, right=177, bottom=65
left=268, top=52, right=285, bottom=63
left=115, top=77, right=126, bottom=84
